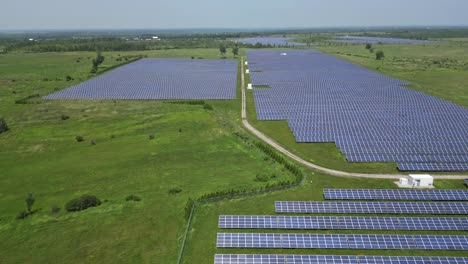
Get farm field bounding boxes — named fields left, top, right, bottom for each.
left=182, top=173, right=468, bottom=263
left=244, top=42, right=468, bottom=174
left=0, top=49, right=298, bottom=263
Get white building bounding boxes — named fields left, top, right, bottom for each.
left=407, top=174, right=433, bottom=188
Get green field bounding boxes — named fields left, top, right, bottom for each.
left=0, top=49, right=297, bottom=263
left=244, top=42, right=468, bottom=174
left=1, top=42, right=467, bottom=264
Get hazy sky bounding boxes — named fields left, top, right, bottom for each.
left=1, top=0, right=467, bottom=30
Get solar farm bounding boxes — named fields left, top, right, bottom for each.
left=247, top=49, right=468, bottom=172
left=236, top=37, right=307, bottom=47
left=212, top=187, right=468, bottom=263
left=333, top=36, right=434, bottom=44
left=44, top=58, right=237, bottom=100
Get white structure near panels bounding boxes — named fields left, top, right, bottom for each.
left=247, top=50, right=468, bottom=171
left=44, top=58, right=237, bottom=100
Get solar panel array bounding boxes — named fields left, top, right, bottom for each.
left=332, top=36, right=433, bottom=44
left=323, top=189, right=468, bottom=201
left=236, top=37, right=308, bottom=47
left=44, top=58, right=237, bottom=100
left=247, top=50, right=468, bottom=171
left=214, top=254, right=468, bottom=264
left=275, top=201, right=468, bottom=214
left=216, top=233, right=468, bottom=250
left=218, top=215, right=468, bottom=231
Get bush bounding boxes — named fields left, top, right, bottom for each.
left=125, top=195, right=141, bottom=201
left=255, top=173, right=270, bottom=182
left=203, top=103, right=213, bottom=110
left=61, top=115, right=70, bottom=120
left=75, top=135, right=84, bottom=142
left=65, top=75, right=73, bottom=81
left=51, top=205, right=61, bottom=214
left=376, top=50, right=385, bottom=60
left=65, top=195, right=101, bottom=212
left=149, top=135, right=155, bottom=140
left=90, top=139, right=96, bottom=145
left=0, top=118, right=9, bottom=133
left=16, top=211, right=30, bottom=220
left=168, top=188, right=182, bottom=194
left=365, top=43, right=372, bottom=50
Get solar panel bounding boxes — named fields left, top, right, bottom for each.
left=332, top=36, right=434, bottom=44
left=44, top=58, right=237, bottom=100
left=275, top=201, right=468, bottom=214
left=235, top=37, right=309, bottom=47
left=214, top=255, right=468, bottom=264
left=247, top=49, right=468, bottom=172
left=465, top=179, right=468, bottom=187
left=218, top=215, right=468, bottom=230
left=216, top=233, right=468, bottom=250
left=323, top=189, right=468, bottom=200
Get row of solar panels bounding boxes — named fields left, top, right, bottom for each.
left=323, top=189, right=468, bottom=201
left=218, top=215, right=468, bottom=230
left=44, top=58, right=238, bottom=100
left=216, top=233, right=468, bottom=250
left=214, top=254, right=468, bottom=264
left=275, top=201, right=468, bottom=214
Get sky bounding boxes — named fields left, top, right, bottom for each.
left=1, top=0, right=468, bottom=30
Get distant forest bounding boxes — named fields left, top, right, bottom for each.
left=1, top=27, right=468, bottom=53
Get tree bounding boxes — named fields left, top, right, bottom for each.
left=376, top=50, right=385, bottom=60
left=219, top=43, right=226, bottom=57
left=0, top=118, right=9, bottom=133
left=91, top=50, right=105, bottom=73
left=26, top=193, right=35, bottom=213
left=232, top=44, right=239, bottom=58
left=365, top=43, right=372, bottom=50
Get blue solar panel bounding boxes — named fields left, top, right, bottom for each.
left=236, top=37, right=308, bottom=47
left=218, top=215, right=468, bottom=230
left=332, top=36, right=434, bottom=44
left=214, top=255, right=468, bottom=264
left=275, top=201, right=468, bottom=214
left=247, top=50, right=468, bottom=172
left=44, top=58, right=237, bottom=100
left=323, top=189, right=468, bottom=200
left=216, top=233, right=468, bottom=250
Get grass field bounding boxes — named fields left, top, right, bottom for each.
left=0, top=49, right=297, bottom=263
left=243, top=43, right=468, bottom=174
left=182, top=173, right=468, bottom=263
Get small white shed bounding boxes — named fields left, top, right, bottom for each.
left=408, top=174, right=433, bottom=187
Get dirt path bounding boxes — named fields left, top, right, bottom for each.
left=240, top=56, right=467, bottom=180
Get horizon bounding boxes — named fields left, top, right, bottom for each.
left=2, top=0, right=468, bottom=30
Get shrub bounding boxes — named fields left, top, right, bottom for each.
left=65, top=75, right=73, bottom=81
left=65, top=195, right=101, bottom=212
left=149, top=135, right=155, bottom=140
left=125, top=195, right=141, bottom=201
left=168, top=188, right=182, bottom=194
left=255, top=173, right=270, bottom=182
left=376, top=50, right=385, bottom=60
left=90, top=139, right=96, bottom=145
left=51, top=205, right=61, bottom=214
left=365, top=43, right=372, bottom=50
left=203, top=103, right=213, bottom=110
left=75, top=135, right=84, bottom=142
left=16, top=211, right=30, bottom=220
left=0, top=118, right=9, bottom=133
left=110, top=135, right=116, bottom=139
left=61, top=115, right=70, bottom=120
